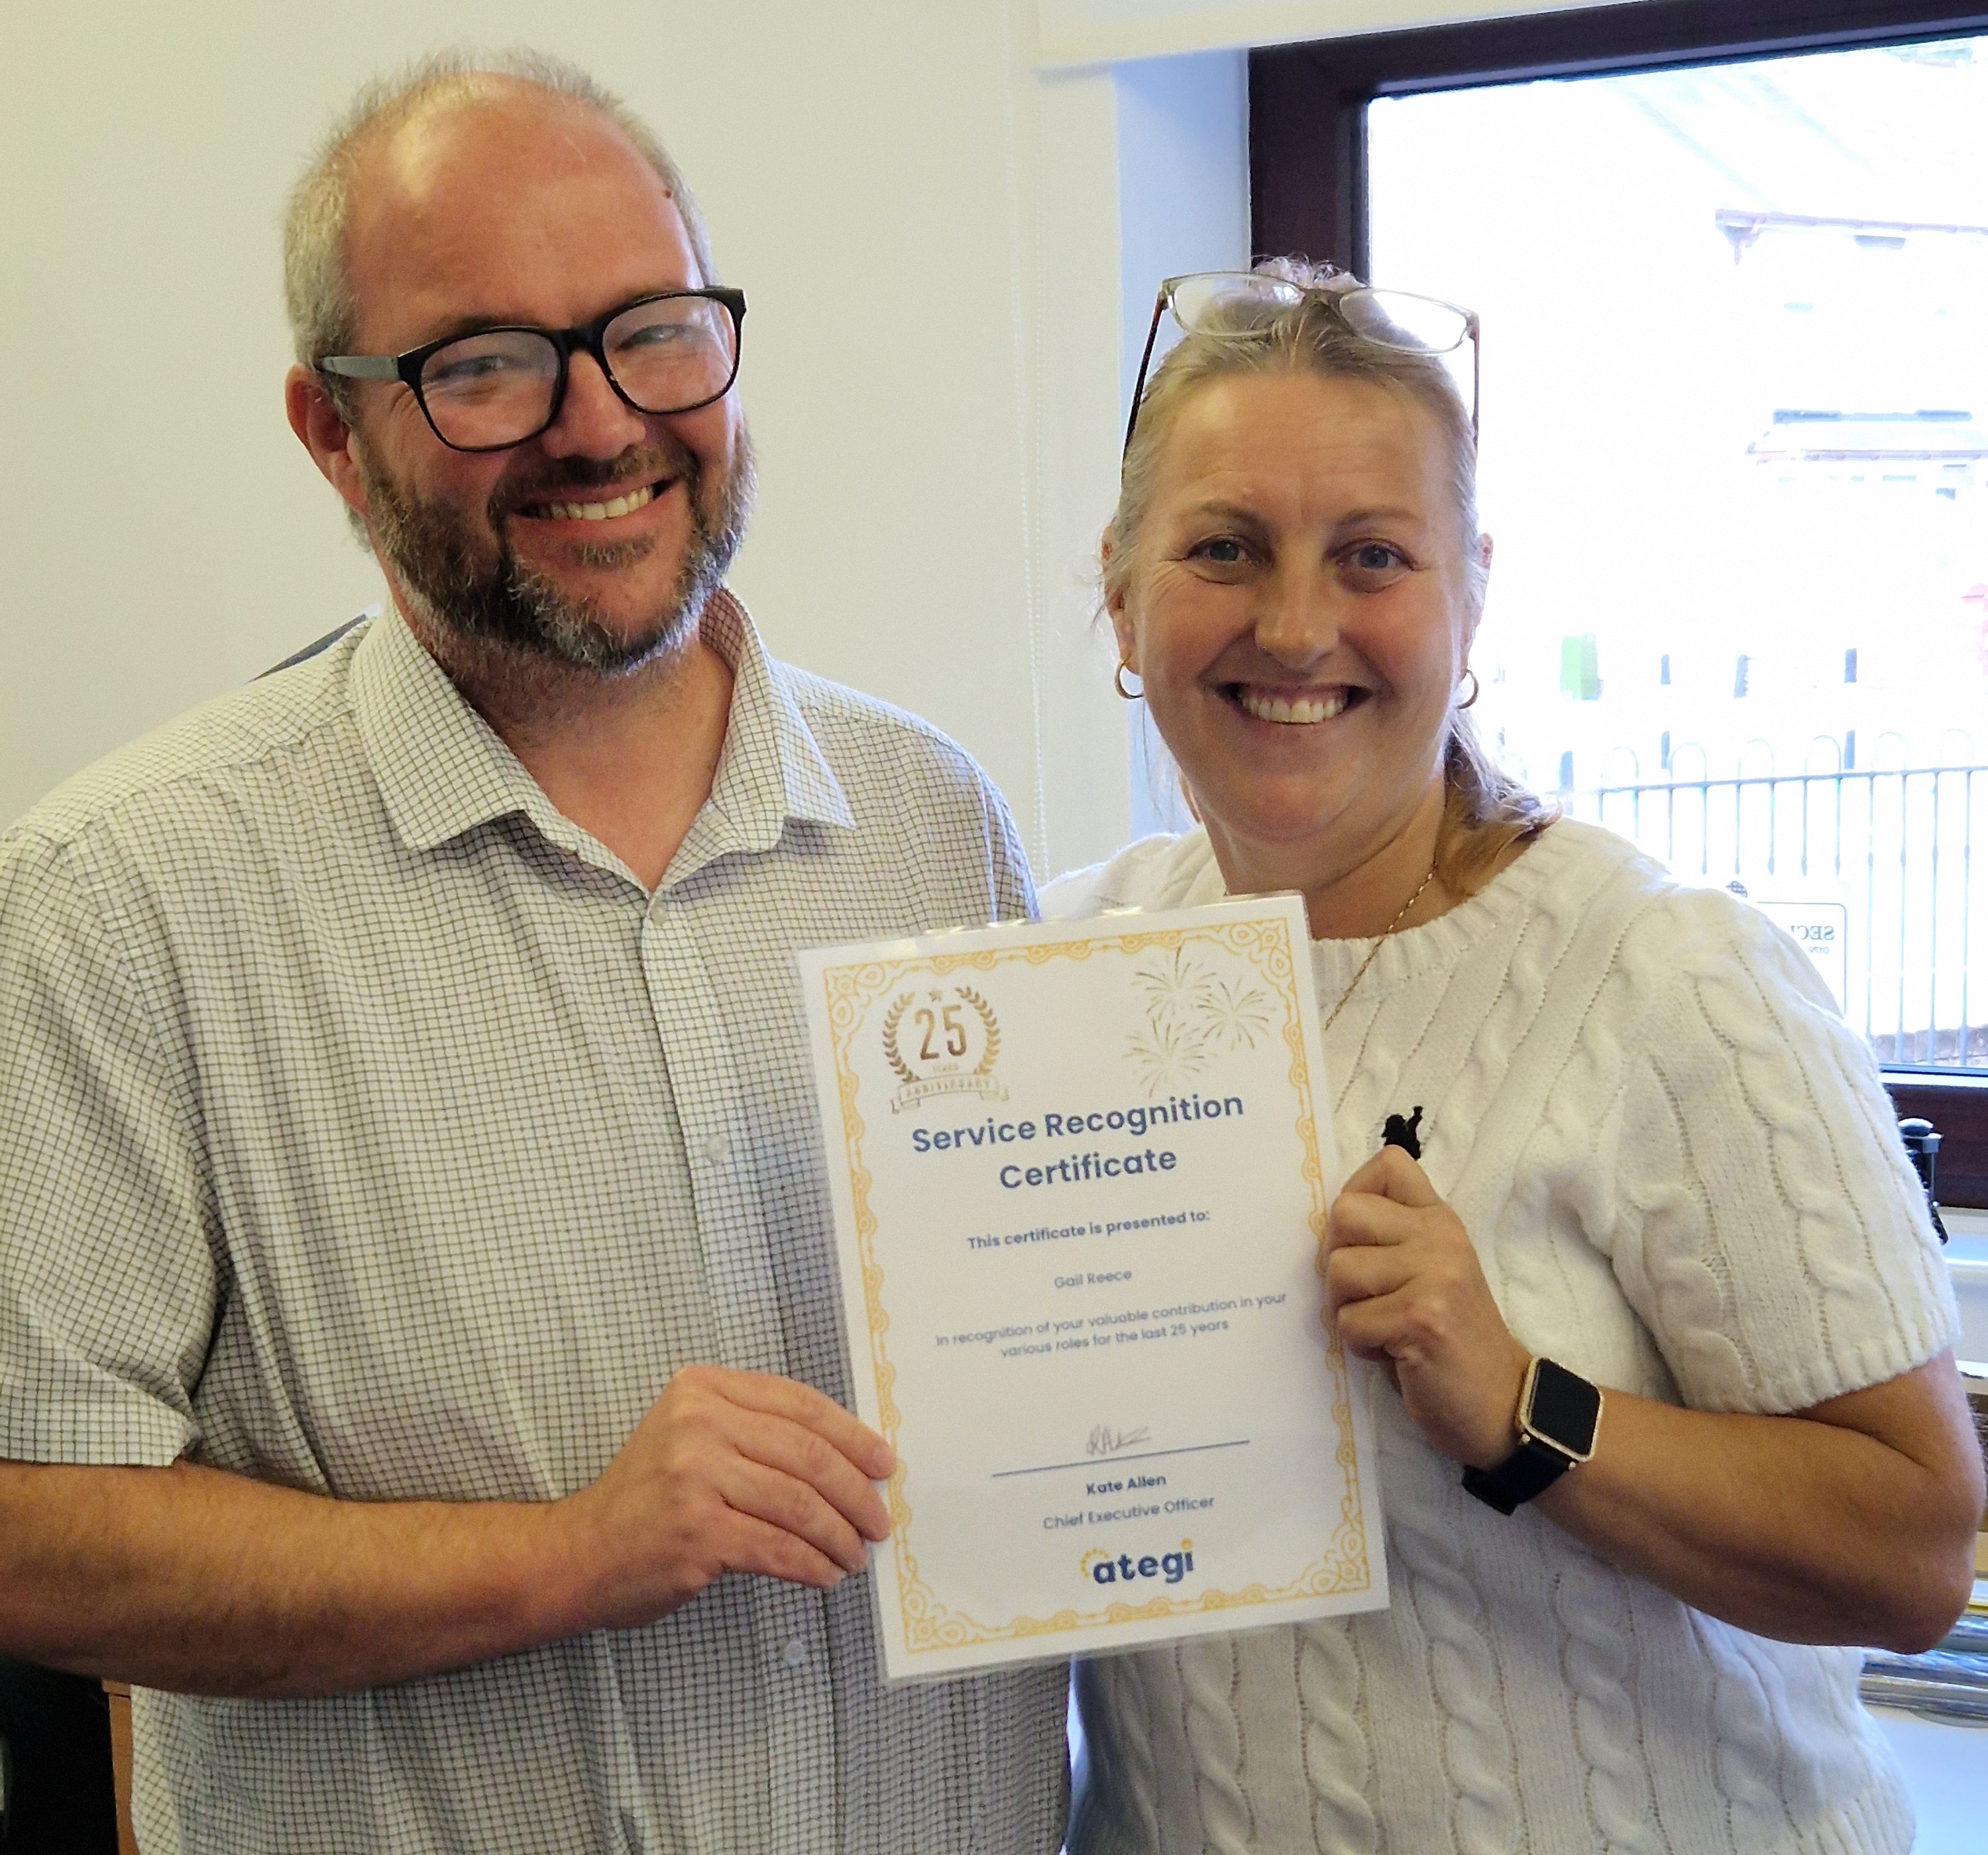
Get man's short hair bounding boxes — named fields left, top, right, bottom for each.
left=284, top=46, right=718, bottom=408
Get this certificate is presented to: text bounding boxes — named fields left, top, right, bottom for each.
left=799, top=896, right=1388, bottom=1681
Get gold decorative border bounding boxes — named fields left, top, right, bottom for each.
left=818, top=918, right=1374, bottom=1658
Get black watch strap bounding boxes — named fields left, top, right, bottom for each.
left=1462, top=1356, right=1603, bottom=1515
left=1461, top=1438, right=1574, bottom=1515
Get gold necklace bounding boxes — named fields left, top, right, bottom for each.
left=1317, top=864, right=1437, bottom=1041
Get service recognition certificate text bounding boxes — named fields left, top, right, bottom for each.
left=800, top=896, right=1388, bottom=1681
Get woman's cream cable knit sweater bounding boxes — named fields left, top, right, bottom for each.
left=1040, top=820, right=1959, bottom=1855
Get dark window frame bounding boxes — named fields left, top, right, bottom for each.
left=1250, top=0, right=1988, bottom=1204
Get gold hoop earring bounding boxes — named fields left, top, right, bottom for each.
left=1457, top=667, right=1480, bottom=710
left=1114, top=661, right=1144, bottom=702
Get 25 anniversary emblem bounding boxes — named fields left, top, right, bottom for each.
left=883, top=984, right=1005, bottom=1112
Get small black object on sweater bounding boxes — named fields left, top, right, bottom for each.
left=1382, top=1106, right=1423, bottom=1160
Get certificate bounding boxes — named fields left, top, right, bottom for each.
left=799, top=896, right=1388, bottom=1681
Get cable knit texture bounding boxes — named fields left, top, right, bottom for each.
left=1044, top=820, right=1956, bottom=1855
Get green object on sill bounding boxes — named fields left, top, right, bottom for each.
left=1559, top=633, right=1601, bottom=701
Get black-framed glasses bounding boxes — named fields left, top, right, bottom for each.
left=318, top=287, right=747, bottom=454
left=1123, top=269, right=1480, bottom=455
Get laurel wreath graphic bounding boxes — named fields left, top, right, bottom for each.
left=881, top=992, right=916, bottom=1085
left=958, top=985, right=1000, bottom=1075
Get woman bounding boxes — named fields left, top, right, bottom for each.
left=1045, top=262, right=1983, bottom=1855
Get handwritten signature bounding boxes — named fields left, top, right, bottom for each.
left=1085, top=1422, right=1152, bottom=1459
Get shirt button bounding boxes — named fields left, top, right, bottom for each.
left=783, top=1638, right=807, bottom=1670
left=703, top=1134, right=730, bottom=1165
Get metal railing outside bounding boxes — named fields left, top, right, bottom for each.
left=1565, top=751, right=1988, bottom=1071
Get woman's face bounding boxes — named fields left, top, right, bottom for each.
left=1113, top=370, right=1480, bottom=891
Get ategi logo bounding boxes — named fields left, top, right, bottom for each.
left=1081, top=1540, right=1195, bottom=1587
left=883, top=984, right=1005, bottom=1112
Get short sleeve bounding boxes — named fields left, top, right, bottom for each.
left=0, top=826, right=217, bottom=1464
left=1037, top=861, right=1112, bottom=922
left=1606, top=892, right=1958, bottom=1414
left=978, top=774, right=1037, bottom=926
left=1038, top=834, right=1211, bottom=920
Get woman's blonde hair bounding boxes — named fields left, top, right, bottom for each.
left=1106, top=259, right=1553, bottom=896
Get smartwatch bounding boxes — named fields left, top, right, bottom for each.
left=1461, top=1356, right=1603, bottom=1515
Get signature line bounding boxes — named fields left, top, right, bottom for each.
left=991, top=1439, right=1251, bottom=1480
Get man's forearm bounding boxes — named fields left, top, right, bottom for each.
left=0, top=1365, right=897, bottom=1696
left=0, top=1459, right=586, bottom=1697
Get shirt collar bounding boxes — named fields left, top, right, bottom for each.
left=692, top=588, right=854, bottom=853
left=351, top=609, right=553, bottom=854
left=351, top=593, right=853, bottom=871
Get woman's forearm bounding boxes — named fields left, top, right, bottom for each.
left=1530, top=1353, right=1981, bottom=1652
left=1329, top=1151, right=1981, bottom=1652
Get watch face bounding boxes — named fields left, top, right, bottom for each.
left=1527, top=1358, right=1602, bottom=1458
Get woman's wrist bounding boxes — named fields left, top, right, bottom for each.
left=1456, top=1340, right=1532, bottom=1471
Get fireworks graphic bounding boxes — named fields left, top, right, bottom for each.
left=1131, top=946, right=1205, bottom=1014
left=1125, top=1014, right=1212, bottom=1093
left=1200, top=974, right=1274, bottom=1053
left=1125, top=949, right=1272, bottom=1094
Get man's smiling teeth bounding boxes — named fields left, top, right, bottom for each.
left=1237, top=687, right=1351, bottom=725
left=534, top=482, right=657, bottom=522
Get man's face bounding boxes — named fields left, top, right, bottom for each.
left=337, top=89, right=750, bottom=674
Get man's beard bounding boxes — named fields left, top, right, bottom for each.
left=361, top=428, right=755, bottom=676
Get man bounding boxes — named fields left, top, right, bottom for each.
left=0, top=50, right=1067, bottom=1854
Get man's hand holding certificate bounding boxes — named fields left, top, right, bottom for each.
left=801, top=897, right=1388, bottom=1680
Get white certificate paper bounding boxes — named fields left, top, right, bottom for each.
left=799, top=896, right=1388, bottom=1681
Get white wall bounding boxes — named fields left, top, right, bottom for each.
left=0, top=1, right=1131, bottom=878
left=2, top=0, right=1643, bottom=876
left=1113, top=50, right=1250, bottom=838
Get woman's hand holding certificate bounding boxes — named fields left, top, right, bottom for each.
left=1325, top=1143, right=1533, bottom=1469
left=800, top=896, right=1388, bottom=1681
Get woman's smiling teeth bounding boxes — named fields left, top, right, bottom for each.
left=528, top=481, right=659, bottom=523
left=1235, top=686, right=1353, bottom=725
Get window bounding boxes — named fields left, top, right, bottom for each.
left=1252, top=0, right=1988, bottom=1202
